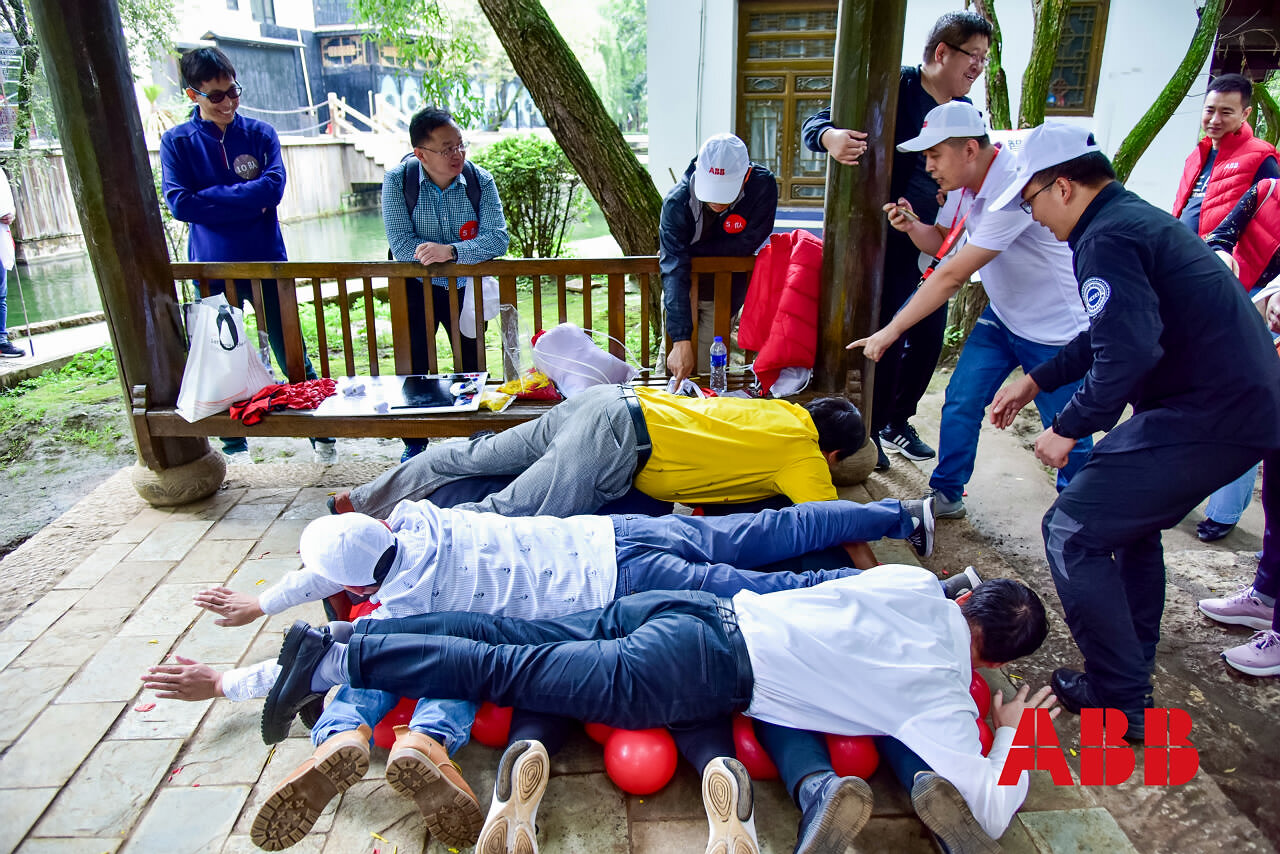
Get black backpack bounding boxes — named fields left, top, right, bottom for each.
left=386, top=155, right=483, bottom=260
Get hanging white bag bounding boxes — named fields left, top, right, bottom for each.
left=532, top=322, right=640, bottom=397
left=459, top=276, right=501, bottom=337
left=176, top=293, right=275, bottom=422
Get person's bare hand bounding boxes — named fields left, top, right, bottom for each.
left=882, top=198, right=918, bottom=232
left=666, top=340, right=696, bottom=385
left=141, top=656, right=225, bottom=701
left=193, top=586, right=265, bottom=627
left=1214, top=249, right=1240, bottom=277
left=847, top=327, right=900, bottom=362
left=414, top=241, right=454, bottom=266
left=1267, top=292, right=1280, bottom=334
left=0, top=213, right=13, bottom=225
left=1034, top=428, right=1076, bottom=469
left=992, top=683, right=1059, bottom=730
left=990, top=375, right=1039, bottom=429
left=821, top=128, right=870, bottom=166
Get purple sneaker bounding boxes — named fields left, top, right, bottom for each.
left=1198, top=586, right=1274, bottom=630
left=1222, top=630, right=1280, bottom=677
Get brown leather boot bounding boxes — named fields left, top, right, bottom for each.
left=385, top=725, right=483, bottom=848
left=250, top=725, right=371, bottom=851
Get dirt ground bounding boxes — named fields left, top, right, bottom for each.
left=1, top=375, right=1278, bottom=850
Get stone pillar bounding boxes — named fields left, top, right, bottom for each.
left=813, top=0, right=908, bottom=425
left=28, top=0, right=223, bottom=505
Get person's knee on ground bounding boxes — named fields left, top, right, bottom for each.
left=251, top=725, right=372, bottom=851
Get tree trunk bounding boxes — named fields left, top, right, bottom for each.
left=476, top=0, right=664, bottom=347
left=1112, top=0, right=1224, bottom=182
left=1018, top=0, right=1071, bottom=128
left=972, top=0, right=1012, bottom=130
left=940, top=281, right=988, bottom=366
left=2, top=0, right=40, bottom=149
left=1253, top=74, right=1279, bottom=147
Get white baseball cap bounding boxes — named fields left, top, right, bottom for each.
left=991, top=122, right=1103, bottom=211
left=300, top=514, right=398, bottom=587
left=693, top=134, right=751, bottom=205
left=897, top=102, right=988, bottom=152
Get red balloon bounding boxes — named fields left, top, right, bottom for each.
left=584, top=722, right=615, bottom=745
left=372, top=696, right=416, bottom=750
left=969, top=671, right=992, bottom=718
left=976, top=718, right=994, bottom=756
left=471, top=702, right=513, bottom=748
left=825, top=734, right=879, bottom=779
left=604, top=728, right=678, bottom=795
left=732, top=715, right=779, bottom=780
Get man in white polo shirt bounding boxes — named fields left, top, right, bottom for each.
left=849, top=101, right=1092, bottom=519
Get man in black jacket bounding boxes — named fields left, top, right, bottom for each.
left=661, top=133, right=777, bottom=385
left=989, top=123, right=1280, bottom=739
left=802, top=10, right=993, bottom=471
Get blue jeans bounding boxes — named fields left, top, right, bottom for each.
left=313, top=691, right=476, bottom=750
left=754, top=723, right=929, bottom=800
left=930, top=309, right=1093, bottom=501
left=348, top=591, right=753, bottom=731
left=612, top=499, right=913, bottom=597
left=1204, top=463, right=1258, bottom=524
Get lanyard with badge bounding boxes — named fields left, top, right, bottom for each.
left=917, top=145, right=1001, bottom=285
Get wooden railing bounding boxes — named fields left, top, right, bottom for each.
left=135, top=257, right=756, bottom=448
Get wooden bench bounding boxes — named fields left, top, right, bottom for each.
left=133, top=257, right=757, bottom=457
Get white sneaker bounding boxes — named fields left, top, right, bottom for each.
left=702, top=757, right=758, bottom=854
left=476, top=739, right=549, bottom=854
left=312, top=442, right=338, bottom=465
left=224, top=449, right=255, bottom=466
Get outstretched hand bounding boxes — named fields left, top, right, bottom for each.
left=992, top=683, right=1059, bottom=730
left=142, top=656, right=225, bottom=701
left=847, top=327, right=899, bottom=362
left=989, top=374, right=1040, bottom=429
left=193, top=586, right=265, bottom=627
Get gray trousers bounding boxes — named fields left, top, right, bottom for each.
left=350, top=384, right=641, bottom=519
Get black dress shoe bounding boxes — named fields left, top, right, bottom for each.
left=1050, top=668, right=1145, bottom=742
left=1196, top=518, right=1235, bottom=542
left=298, top=695, right=326, bottom=729
left=262, top=621, right=332, bottom=745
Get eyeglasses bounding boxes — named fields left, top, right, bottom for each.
left=189, top=83, right=243, bottom=104
left=417, top=141, right=469, bottom=158
left=1020, top=181, right=1057, bottom=214
left=945, top=42, right=989, bottom=68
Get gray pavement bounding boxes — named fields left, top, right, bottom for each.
left=0, top=319, right=110, bottom=389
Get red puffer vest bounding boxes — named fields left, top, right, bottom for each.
left=737, top=229, right=823, bottom=396
left=1173, top=122, right=1278, bottom=236
left=1234, top=179, right=1280, bottom=290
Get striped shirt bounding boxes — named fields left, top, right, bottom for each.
left=382, top=159, right=510, bottom=287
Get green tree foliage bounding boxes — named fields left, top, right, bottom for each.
left=472, top=134, right=586, bottom=257
left=348, top=0, right=484, bottom=126
left=1017, top=0, right=1071, bottom=128
left=971, top=0, right=1010, bottom=130
left=596, top=0, right=646, bottom=132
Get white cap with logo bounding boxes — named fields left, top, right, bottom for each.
left=693, top=133, right=752, bottom=205
left=897, top=101, right=988, bottom=152
left=990, top=121, right=1103, bottom=211
left=299, top=514, right=397, bottom=587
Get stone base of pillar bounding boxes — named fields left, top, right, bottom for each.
left=130, top=449, right=226, bottom=506
left=831, top=438, right=877, bottom=486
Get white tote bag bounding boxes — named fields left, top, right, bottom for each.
left=459, top=275, right=500, bottom=337
left=176, top=293, right=275, bottom=422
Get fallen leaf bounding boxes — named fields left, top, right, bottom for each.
left=134, top=702, right=156, bottom=712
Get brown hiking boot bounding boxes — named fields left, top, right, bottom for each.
left=250, top=725, right=371, bottom=851
left=385, top=726, right=484, bottom=848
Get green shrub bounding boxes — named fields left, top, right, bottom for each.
left=472, top=135, right=587, bottom=258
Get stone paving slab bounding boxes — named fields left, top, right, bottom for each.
left=16, top=838, right=124, bottom=854
left=0, top=701, right=123, bottom=788
left=121, top=784, right=251, bottom=854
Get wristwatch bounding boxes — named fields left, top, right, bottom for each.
left=450, top=245, right=458, bottom=261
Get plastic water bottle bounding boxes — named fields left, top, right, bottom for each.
left=709, top=336, right=728, bottom=394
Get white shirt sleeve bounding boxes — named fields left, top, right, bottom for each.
left=220, top=660, right=282, bottom=702
left=257, top=569, right=345, bottom=615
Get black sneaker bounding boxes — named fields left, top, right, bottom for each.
left=902, top=497, right=935, bottom=558
left=880, top=422, right=936, bottom=461
left=0, top=339, right=24, bottom=358
left=942, top=566, right=982, bottom=600
left=874, top=436, right=891, bottom=472
left=1050, top=668, right=1146, bottom=742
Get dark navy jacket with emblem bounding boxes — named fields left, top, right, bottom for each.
left=1028, top=181, right=1280, bottom=454
left=659, top=158, right=778, bottom=341
left=160, top=106, right=288, bottom=263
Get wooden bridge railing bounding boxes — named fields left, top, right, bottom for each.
left=132, top=257, right=756, bottom=459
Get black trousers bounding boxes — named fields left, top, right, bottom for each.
left=405, top=278, right=485, bottom=373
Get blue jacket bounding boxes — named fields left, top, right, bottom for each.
left=161, top=107, right=288, bottom=262
left=1029, top=182, right=1280, bottom=454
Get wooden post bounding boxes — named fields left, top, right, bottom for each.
left=28, top=0, right=224, bottom=504
left=813, top=0, right=908, bottom=422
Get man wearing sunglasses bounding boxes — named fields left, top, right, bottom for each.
left=161, top=47, right=336, bottom=465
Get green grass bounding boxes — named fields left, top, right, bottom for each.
left=0, top=348, right=126, bottom=465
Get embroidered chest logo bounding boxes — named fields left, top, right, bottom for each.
left=1221, top=161, right=1242, bottom=173
left=1080, top=277, right=1111, bottom=318
left=232, top=154, right=261, bottom=180
left=459, top=220, right=479, bottom=240
left=723, top=214, right=747, bottom=234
